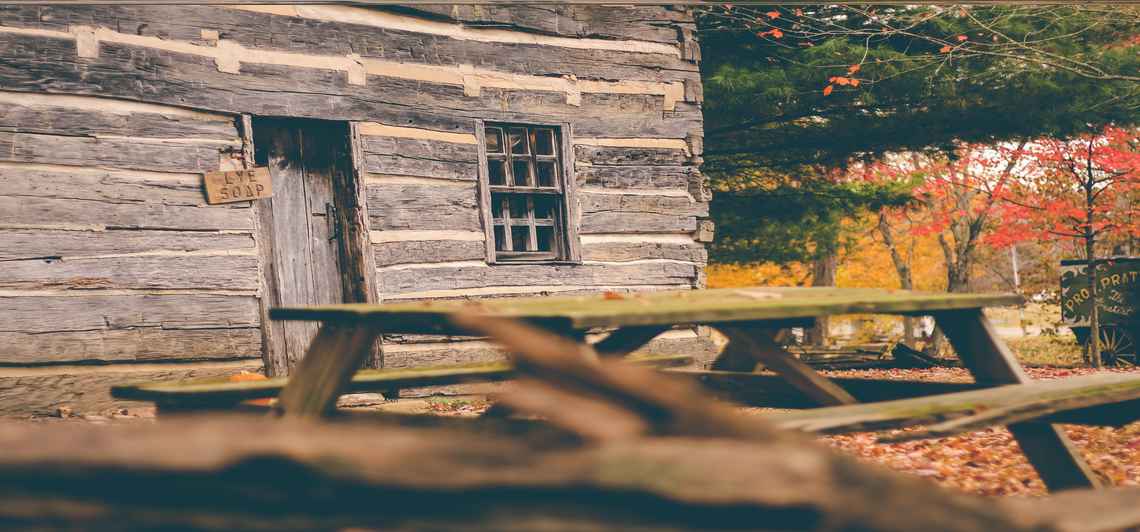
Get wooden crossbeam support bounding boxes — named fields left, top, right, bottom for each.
left=934, top=309, right=1100, bottom=492
left=276, top=324, right=381, bottom=418
left=711, top=326, right=856, bottom=407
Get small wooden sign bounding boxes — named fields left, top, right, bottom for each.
left=204, top=167, right=273, bottom=204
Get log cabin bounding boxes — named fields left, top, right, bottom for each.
left=0, top=4, right=713, bottom=415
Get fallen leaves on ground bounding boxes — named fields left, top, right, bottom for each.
left=817, top=366, right=1140, bottom=496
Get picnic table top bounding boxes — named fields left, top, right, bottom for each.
left=269, top=287, right=1022, bottom=333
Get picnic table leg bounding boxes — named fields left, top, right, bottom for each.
left=934, top=309, right=1100, bottom=492
left=591, top=325, right=671, bottom=357
left=711, top=325, right=857, bottom=407
left=276, top=323, right=381, bottom=418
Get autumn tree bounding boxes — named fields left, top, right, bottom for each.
left=698, top=4, right=1140, bottom=272
left=996, top=127, right=1140, bottom=366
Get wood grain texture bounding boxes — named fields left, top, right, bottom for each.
left=0, top=93, right=238, bottom=140
left=0, top=131, right=229, bottom=174
left=366, top=182, right=481, bottom=231
left=0, top=164, right=254, bottom=231
left=0, top=33, right=700, bottom=139
left=0, top=254, right=258, bottom=291
left=579, top=193, right=707, bottom=234
left=392, top=5, right=693, bottom=44
left=576, top=164, right=697, bottom=189
left=574, top=144, right=689, bottom=166
left=0, top=229, right=253, bottom=261
left=581, top=240, right=707, bottom=263
left=373, top=239, right=486, bottom=266
left=0, top=294, right=260, bottom=334
left=0, top=327, right=261, bottom=364
left=361, top=135, right=479, bottom=180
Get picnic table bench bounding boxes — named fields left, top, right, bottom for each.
left=114, top=287, right=1109, bottom=492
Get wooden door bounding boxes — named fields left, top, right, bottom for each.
left=253, top=118, right=357, bottom=376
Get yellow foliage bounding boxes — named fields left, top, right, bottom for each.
left=709, top=217, right=948, bottom=292
left=707, top=262, right=811, bottom=288
left=837, top=222, right=946, bottom=291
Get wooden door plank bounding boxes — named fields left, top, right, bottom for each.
left=712, top=326, right=856, bottom=407
left=276, top=324, right=381, bottom=418
left=934, top=309, right=1100, bottom=492
left=591, top=325, right=671, bottom=357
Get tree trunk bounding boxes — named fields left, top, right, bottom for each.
left=878, top=212, right=917, bottom=347
left=808, top=250, right=838, bottom=346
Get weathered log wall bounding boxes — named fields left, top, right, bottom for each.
left=0, top=4, right=710, bottom=413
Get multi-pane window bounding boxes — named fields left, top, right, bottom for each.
left=480, top=123, right=575, bottom=263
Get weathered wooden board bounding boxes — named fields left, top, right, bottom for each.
left=273, top=287, right=1022, bottom=333
left=395, top=5, right=693, bottom=44
left=0, top=33, right=700, bottom=139
left=767, top=372, right=1140, bottom=436
left=0, top=95, right=239, bottom=140
left=0, top=6, right=698, bottom=82
left=574, top=145, right=690, bottom=166
left=373, top=239, right=486, bottom=266
left=0, top=294, right=260, bottom=334
left=579, top=193, right=707, bottom=234
left=366, top=182, right=481, bottom=231
left=582, top=240, right=707, bottom=263
left=0, top=229, right=253, bottom=261
left=0, top=165, right=255, bottom=230
left=378, top=262, right=698, bottom=296
left=360, top=136, right=477, bottom=180
left=0, top=327, right=262, bottom=364
left=0, top=131, right=229, bottom=174
left=0, top=254, right=259, bottom=291
left=0, top=360, right=262, bottom=416
left=0, top=196, right=253, bottom=231
left=576, top=164, right=697, bottom=189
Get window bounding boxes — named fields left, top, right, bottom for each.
left=478, top=122, right=578, bottom=263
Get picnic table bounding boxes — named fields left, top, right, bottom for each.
left=116, top=287, right=1102, bottom=492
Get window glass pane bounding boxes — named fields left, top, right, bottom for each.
left=536, top=226, right=554, bottom=252
left=508, top=128, right=529, bottom=155
left=511, top=226, right=530, bottom=251
left=508, top=195, right=528, bottom=219
left=512, top=160, right=531, bottom=187
left=493, top=225, right=507, bottom=251
left=484, top=128, right=503, bottom=153
left=491, top=194, right=504, bottom=219
left=536, top=161, right=557, bottom=187
left=533, top=129, right=555, bottom=156
left=533, top=196, right=556, bottom=220
left=488, top=159, right=507, bottom=186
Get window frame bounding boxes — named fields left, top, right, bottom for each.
left=475, top=119, right=580, bottom=265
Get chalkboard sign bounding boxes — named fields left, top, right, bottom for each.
left=204, top=167, right=273, bottom=204
left=1060, top=257, right=1140, bottom=327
